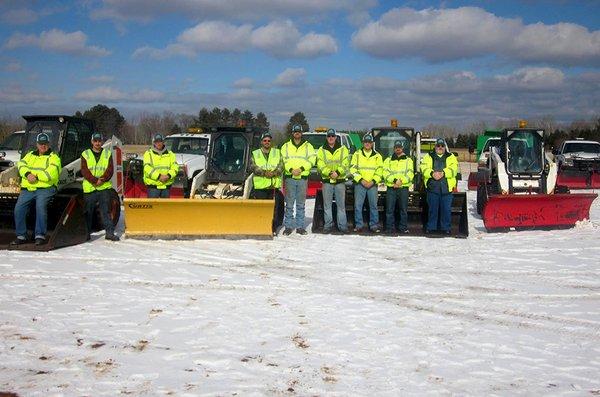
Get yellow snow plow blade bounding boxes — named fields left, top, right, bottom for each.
left=124, top=198, right=275, bottom=239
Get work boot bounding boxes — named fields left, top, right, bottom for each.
left=296, top=228, right=308, bottom=235
left=370, top=226, right=381, bottom=233
left=10, top=237, right=27, bottom=246
left=34, top=237, right=47, bottom=246
left=353, top=226, right=365, bottom=233
left=105, top=234, right=120, bottom=241
left=282, top=228, right=294, bottom=236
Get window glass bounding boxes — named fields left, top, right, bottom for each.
left=61, top=122, right=80, bottom=165
left=165, top=137, right=209, bottom=155
left=563, top=142, right=600, bottom=154
left=22, top=121, right=63, bottom=156
left=374, top=130, right=412, bottom=158
left=0, top=133, right=24, bottom=150
left=213, top=134, right=247, bottom=173
left=507, top=131, right=543, bottom=174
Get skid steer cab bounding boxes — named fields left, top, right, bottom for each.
left=0, top=115, right=123, bottom=251
left=312, top=122, right=469, bottom=237
left=475, top=127, right=597, bottom=231
left=123, top=127, right=283, bottom=239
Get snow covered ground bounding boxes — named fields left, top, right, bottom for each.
left=1, top=179, right=600, bottom=396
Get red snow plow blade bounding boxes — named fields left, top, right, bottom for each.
left=307, top=180, right=321, bottom=198
left=467, top=172, right=484, bottom=190
left=557, top=172, right=600, bottom=190
left=482, top=193, right=597, bottom=231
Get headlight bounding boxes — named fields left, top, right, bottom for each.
left=562, top=158, right=574, bottom=167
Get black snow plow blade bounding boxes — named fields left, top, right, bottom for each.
left=312, top=187, right=468, bottom=237
left=0, top=192, right=89, bottom=251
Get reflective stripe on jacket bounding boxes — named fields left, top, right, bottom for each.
left=252, top=148, right=282, bottom=189
left=82, top=149, right=112, bottom=193
left=350, top=149, right=383, bottom=184
left=420, top=151, right=458, bottom=193
left=143, top=148, right=179, bottom=189
left=281, top=139, right=316, bottom=179
left=18, top=150, right=62, bottom=191
left=383, top=155, right=414, bottom=188
left=316, top=145, right=349, bottom=183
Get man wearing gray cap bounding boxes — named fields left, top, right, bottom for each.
left=143, top=133, right=179, bottom=198
left=350, top=134, right=383, bottom=233
left=81, top=132, right=119, bottom=241
left=383, top=139, right=414, bottom=234
left=11, top=132, right=62, bottom=246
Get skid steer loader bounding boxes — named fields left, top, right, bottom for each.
left=476, top=127, right=597, bottom=231
left=123, top=127, right=283, bottom=239
left=312, top=122, right=469, bottom=237
left=0, top=115, right=123, bottom=251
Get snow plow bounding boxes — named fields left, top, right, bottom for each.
left=554, top=139, right=600, bottom=189
left=476, top=127, right=597, bottom=231
left=123, top=127, right=282, bottom=239
left=0, top=115, right=122, bottom=251
left=312, top=122, right=469, bottom=237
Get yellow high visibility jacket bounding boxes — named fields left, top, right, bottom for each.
left=316, top=144, right=350, bottom=183
left=81, top=148, right=112, bottom=193
left=420, top=151, right=459, bottom=192
left=143, top=148, right=179, bottom=189
left=350, top=149, right=383, bottom=184
left=280, top=139, right=316, bottom=179
left=251, top=148, right=282, bottom=189
left=18, top=150, right=61, bottom=191
left=383, top=154, right=414, bottom=188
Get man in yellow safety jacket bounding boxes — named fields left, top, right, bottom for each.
left=316, top=128, right=349, bottom=233
left=11, top=132, right=62, bottom=246
left=383, top=140, right=414, bottom=234
left=420, top=138, right=458, bottom=235
left=81, top=132, right=119, bottom=241
left=143, top=133, right=179, bottom=198
left=350, top=134, right=383, bottom=233
left=280, top=124, right=316, bottom=235
left=250, top=131, right=284, bottom=233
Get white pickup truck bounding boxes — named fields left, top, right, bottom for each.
left=554, top=139, right=600, bottom=169
left=163, top=131, right=211, bottom=192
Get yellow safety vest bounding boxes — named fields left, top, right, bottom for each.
left=317, top=145, right=350, bottom=183
left=82, top=148, right=112, bottom=193
left=18, top=150, right=61, bottom=191
left=252, top=148, right=282, bottom=189
left=143, top=148, right=179, bottom=189
left=383, top=155, right=414, bottom=188
left=281, top=140, right=316, bottom=179
left=420, top=152, right=459, bottom=192
left=350, top=149, right=383, bottom=184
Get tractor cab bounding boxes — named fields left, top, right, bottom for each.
left=502, top=129, right=544, bottom=175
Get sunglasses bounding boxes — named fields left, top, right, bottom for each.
left=92, top=139, right=102, bottom=142
left=262, top=139, right=271, bottom=142
left=435, top=144, right=444, bottom=147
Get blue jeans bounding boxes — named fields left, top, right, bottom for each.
left=147, top=186, right=170, bottom=198
left=426, top=191, right=453, bottom=232
left=284, top=177, right=307, bottom=229
left=14, top=187, right=57, bottom=239
left=354, top=183, right=379, bottom=229
left=322, top=182, right=347, bottom=232
left=85, top=189, right=115, bottom=236
left=386, top=187, right=408, bottom=231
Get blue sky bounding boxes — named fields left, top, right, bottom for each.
left=1, top=0, right=599, bottom=130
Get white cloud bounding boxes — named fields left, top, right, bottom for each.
left=75, top=86, right=164, bottom=102
left=0, top=85, right=54, bottom=103
left=133, top=20, right=337, bottom=59
left=274, top=68, right=307, bottom=87
left=233, top=78, right=254, bottom=89
left=1, top=8, right=38, bottom=24
left=91, top=0, right=374, bottom=23
left=352, top=7, right=600, bottom=66
left=494, top=67, right=565, bottom=90
left=4, top=29, right=110, bottom=57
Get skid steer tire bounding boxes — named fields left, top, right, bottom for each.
left=476, top=183, right=487, bottom=215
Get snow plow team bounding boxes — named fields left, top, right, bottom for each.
left=11, top=124, right=458, bottom=244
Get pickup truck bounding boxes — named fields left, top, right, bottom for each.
left=553, top=139, right=600, bottom=189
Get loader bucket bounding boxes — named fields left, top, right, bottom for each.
left=311, top=188, right=468, bottom=237
left=557, top=171, right=600, bottom=189
left=124, top=198, right=275, bottom=239
left=482, top=193, right=597, bottom=231
left=0, top=192, right=88, bottom=251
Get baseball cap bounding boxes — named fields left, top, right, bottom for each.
left=91, top=132, right=103, bottom=141
left=153, top=133, right=164, bottom=142
left=36, top=133, right=50, bottom=144
left=394, top=140, right=404, bottom=147
left=326, top=129, right=337, bottom=137
left=292, top=124, right=303, bottom=133
left=435, top=138, right=445, bottom=146
left=261, top=131, right=272, bottom=140
left=362, top=134, right=374, bottom=143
